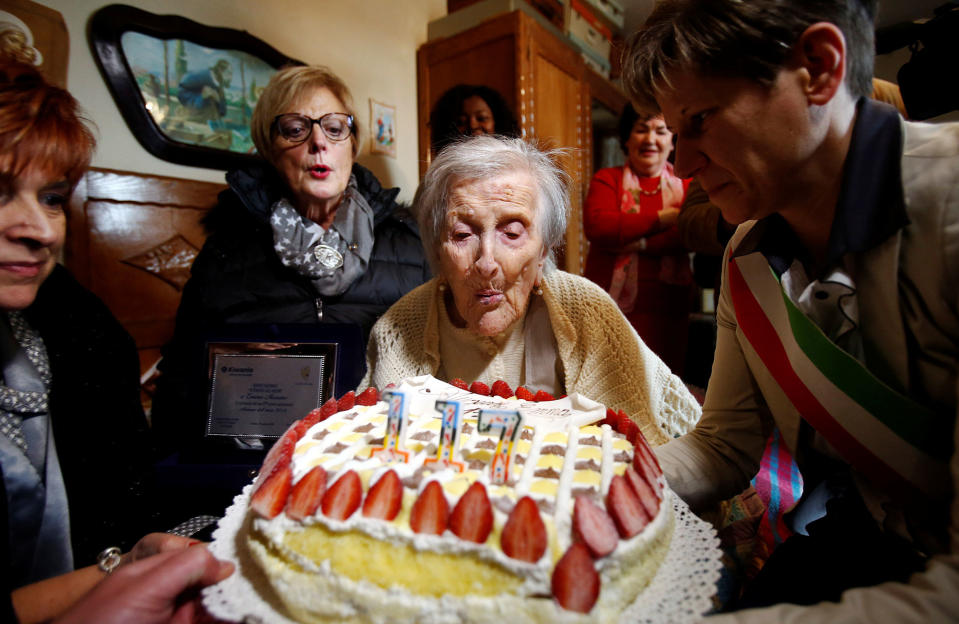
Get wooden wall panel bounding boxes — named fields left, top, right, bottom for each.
left=66, top=168, right=225, bottom=393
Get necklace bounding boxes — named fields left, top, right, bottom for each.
left=636, top=176, right=663, bottom=196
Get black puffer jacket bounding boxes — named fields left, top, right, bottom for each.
left=151, top=162, right=430, bottom=454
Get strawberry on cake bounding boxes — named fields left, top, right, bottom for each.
left=241, top=375, right=673, bottom=623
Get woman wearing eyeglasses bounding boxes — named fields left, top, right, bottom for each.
left=151, top=66, right=430, bottom=498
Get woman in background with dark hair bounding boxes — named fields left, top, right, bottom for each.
left=583, top=103, right=694, bottom=376
left=428, top=84, right=520, bottom=155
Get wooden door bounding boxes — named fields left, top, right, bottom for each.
left=523, top=21, right=587, bottom=274
left=416, top=14, right=520, bottom=175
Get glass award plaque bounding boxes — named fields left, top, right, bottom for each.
left=205, top=341, right=336, bottom=439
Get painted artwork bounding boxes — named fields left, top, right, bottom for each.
left=89, top=5, right=301, bottom=170
left=370, top=99, right=396, bottom=157
left=121, top=32, right=279, bottom=156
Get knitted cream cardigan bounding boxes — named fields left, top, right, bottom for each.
left=361, top=270, right=701, bottom=446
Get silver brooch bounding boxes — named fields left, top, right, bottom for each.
left=313, top=244, right=344, bottom=270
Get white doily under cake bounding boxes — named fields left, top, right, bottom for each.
left=202, top=485, right=722, bottom=624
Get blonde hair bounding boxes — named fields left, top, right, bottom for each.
left=250, top=64, right=360, bottom=165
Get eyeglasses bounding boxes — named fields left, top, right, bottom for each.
left=272, top=112, right=354, bottom=143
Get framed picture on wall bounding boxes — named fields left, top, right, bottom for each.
left=89, top=4, right=303, bottom=171
left=369, top=99, right=397, bottom=158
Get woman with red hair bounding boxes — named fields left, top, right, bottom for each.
left=0, top=60, right=233, bottom=623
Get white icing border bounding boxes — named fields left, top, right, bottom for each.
left=203, top=488, right=722, bottom=623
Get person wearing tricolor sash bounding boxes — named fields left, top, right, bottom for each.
left=623, top=0, right=959, bottom=621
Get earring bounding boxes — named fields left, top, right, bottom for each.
left=438, top=282, right=447, bottom=292
left=534, top=285, right=544, bottom=296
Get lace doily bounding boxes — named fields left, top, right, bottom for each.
left=618, top=496, right=722, bottom=623
left=203, top=488, right=722, bottom=624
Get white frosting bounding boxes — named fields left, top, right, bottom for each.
left=515, top=426, right=545, bottom=498
left=553, top=422, right=578, bottom=553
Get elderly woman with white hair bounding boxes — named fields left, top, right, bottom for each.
left=362, top=136, right=700, bottom=445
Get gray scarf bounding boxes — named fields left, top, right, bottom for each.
left=270, top=174, right=375, bottom=296
left=0, top=311, right=74, bottom=583
left=0, top=312, right=51, bottom=454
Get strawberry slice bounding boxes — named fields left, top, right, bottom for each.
left=632, top=444, right=663, bottom=497
left=501, top=496, right=547, bottom=562
left=409, top=480, right=449, bottom=535
left=320, top=396, right=339, bottom=419
left=449, top=378, right=469, bottom=391
left=469, top=381, right=490, bottom=396
left=634, top=433, right=663, bottom=476
left=320, top=470, right=363, bottom=521
left=514, top=386, right=534, bottom=401
left=552, top=542, right=600, bottom=613
left=301, top=407, right=325, bottom=431
left=601, top=407, right=618, bottom=428
left=625, top=465, right=660, bottom=519
left=533, top=390, right=555, bottom=402
left=254, top=430, right=295, bottom=490
left=616, top=409, right=633, bottom=436
left=285, top=465, right=327, bottom=521
left=362, top=469, right=403, bottom=521
left=250, top=463, right=292, bottom=519
left=449, top=481, right=494, bottom=543
left=491, top=379, right=513, bottom=399
left=606, top=474, right=649, bottom=538
left=624, top=419, right=640, bottom=444
left=572, top=495, right=619, bottom=558
left=286, top=418, right=310, bottom=440
left=356, top=386, right=379, bottom=406
left=337, top=390, right=356, bottom=411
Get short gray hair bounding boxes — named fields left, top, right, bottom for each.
left=414, top=135, right=570, bottom=273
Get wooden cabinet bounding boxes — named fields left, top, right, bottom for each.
left=417, top=9, right=627, bottom=275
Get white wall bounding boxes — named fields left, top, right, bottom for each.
left=40, top=0, right=448, bottom=202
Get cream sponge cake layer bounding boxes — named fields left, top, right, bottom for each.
left=243, top=375, right=673, bottom=623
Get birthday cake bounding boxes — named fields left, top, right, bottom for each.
left=242, top=375, right=673, bottom=623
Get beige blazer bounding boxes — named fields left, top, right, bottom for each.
left=659, top=118, right=959, bottom=622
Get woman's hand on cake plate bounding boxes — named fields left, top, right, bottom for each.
left=123, top=532, right=203, bottom=567
left=53, top=546, right=234, bottom=624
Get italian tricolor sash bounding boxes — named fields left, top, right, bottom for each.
left=728, top=252, right=951, bottom=503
